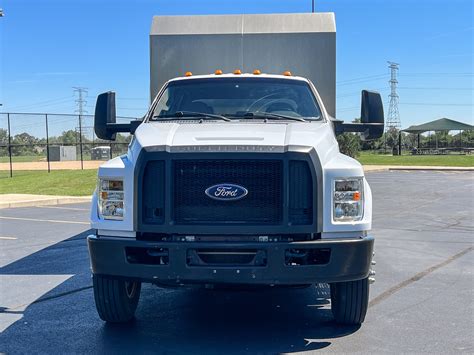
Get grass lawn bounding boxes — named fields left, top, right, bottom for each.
left=357, top=152, right=474, bottom=167
left=0, top=155, right=46, bottom=163
left=0, top=155, right=103, bottom=163
left=0, top=170, right=97, bottom=196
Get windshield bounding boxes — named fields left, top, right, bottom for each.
left=151, top=77, right=322, bottom=120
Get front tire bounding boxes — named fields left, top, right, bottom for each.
left=93, top=275, right=141, bottom=323
left=330, top=277, right=369, bottom=325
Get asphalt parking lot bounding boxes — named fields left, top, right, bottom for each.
left=1, top=170, right=473, bottom=354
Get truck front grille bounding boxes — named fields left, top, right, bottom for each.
left=173, top=159, right=283, bottom=224
left=138, top=153, right=316, bottom=231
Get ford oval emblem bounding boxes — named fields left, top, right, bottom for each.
left=205, top=183, right=248, bottom=201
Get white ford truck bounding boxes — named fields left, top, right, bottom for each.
left=88, top=71, right=383, bottom=325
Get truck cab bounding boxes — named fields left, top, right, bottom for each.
left=87, top=71, right=383, bottom=325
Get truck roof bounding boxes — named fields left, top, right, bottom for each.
left=167, top=72, right=310, bottom=83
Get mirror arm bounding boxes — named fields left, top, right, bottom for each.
left=340, top=123, right=384, bottom=132
left=105, top=120, right=141, bottom=135
left=334, top=121, right=384, bottom=137
left=130, top=120, right=141, bottom=134
left=106, top=123, right=131, bottom=133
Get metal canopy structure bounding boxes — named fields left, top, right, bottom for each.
left=403, top=118, right=474, bottom=134
left=401, top=118, right=474, bottom=153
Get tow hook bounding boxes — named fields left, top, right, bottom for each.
left=369, top=252, right=376, bottom=284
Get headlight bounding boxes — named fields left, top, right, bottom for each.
left=98, top=178, right=124, bottom=220
left=333, top=178, right=363, bottom=222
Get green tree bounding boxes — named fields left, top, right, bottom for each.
left=0, top=128, right=8, bottom=157
left=337, top=132, right=361, bottom=158
left=403, top=132, right=418, bottom=150
left=0, top=128, right=8, bottom=145
left=11, top=132, right=39, bottom=156
left=384, top=127, right=399, bottom=149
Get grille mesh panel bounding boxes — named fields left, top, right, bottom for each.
left=173, top=160, right=282, bottom=224
left=289, top=160, right=313, bottom=225
left=142, top=161, right=165, bottom=224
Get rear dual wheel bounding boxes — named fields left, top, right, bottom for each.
left=330, top=277, right=369, bottom=325
left=93, top=274, right=141, bottom=323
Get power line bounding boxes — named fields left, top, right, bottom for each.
left=337, top=74, right=388, bottom=83
left=337, top=106, right=359, bottom=112
left=400, top=102, right=473, bottom=106
left=337, top=87, right=387, bottom=98
left=337, top=74, right=389, bottom=86
left=399, top=72, right=473, bottom=76
left=85, top=105, right=145, bottom=111
left=6, top=96, right=73, bottom=111
left=398, top=87, right=473, bottom=90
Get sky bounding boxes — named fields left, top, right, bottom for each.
left=0, top=0, right=472, bottom=135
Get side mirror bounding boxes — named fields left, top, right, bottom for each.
left=334, top=90, right=385, bottom=140
left=95, top=92, right=117, bottom=140
left=94, top=91, right=141, bottom=141
left=360, top=90, right=384, bottom=139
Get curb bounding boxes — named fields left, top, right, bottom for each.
left=388, top=167, right=474, bottom=172
left=363, top=167, right=389, bottom=172
left=0, top=196, right=92, bottom=209
left=363, top=165, right=474, bottom=172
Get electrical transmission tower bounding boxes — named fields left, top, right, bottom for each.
left=73, top=87, right=88, bottom=139
left=73, top=87, right=88, bottom=116
left=73, top=87, right=88, bottom=169
left=386, top=62, right=401, bottom=130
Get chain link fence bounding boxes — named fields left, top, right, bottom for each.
left=0, top=113, right=137, bottom=178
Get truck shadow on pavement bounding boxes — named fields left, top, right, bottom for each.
left=1, top=230, right=360, bottom=353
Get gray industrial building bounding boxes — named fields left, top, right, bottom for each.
left=150, top=13, right=336, bottom=117
left=49, top=146, right=76, bottom=161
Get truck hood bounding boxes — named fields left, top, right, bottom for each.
left=136, top=122, right=294, bottom=147
left=127, top=121, right=361, bottom=170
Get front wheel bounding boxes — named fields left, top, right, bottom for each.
left=330, top=277, right=369, bottom=325
left=93, top=274, right=141, bottom=323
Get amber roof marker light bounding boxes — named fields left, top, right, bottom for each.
left=214, top=69, right=223, bottom=75
left=233, top=69, right=242, bottom=75
left=253, top=69, right=261, bottom=75
left=283, top=71, right=292, bottom=76
left=184, top=71, right=193, bottom=77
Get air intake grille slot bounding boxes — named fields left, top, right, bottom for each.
left=289, top=160, right=313, bottom=225
left=173, top=159, right=282, bottom=224
left=142, top=161, right=165, bottom=224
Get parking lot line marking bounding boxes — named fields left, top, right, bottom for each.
left=0, top=236, right=17, bottom=240
left=369, top=246, right=473, bottom=308
left=37, top=206, right=90, bottom=211
left=0, top=216, right=89, bottom=225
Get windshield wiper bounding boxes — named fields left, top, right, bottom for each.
left=239, top=112, right=307, bottom=122
left=154, top=111, right=231, bottom=122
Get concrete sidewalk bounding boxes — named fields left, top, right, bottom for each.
left=0, top=161, right=103, bottom=171
left=0, top=194, right=91, bottom=209
left=363, top=165, right=474, bottom=172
